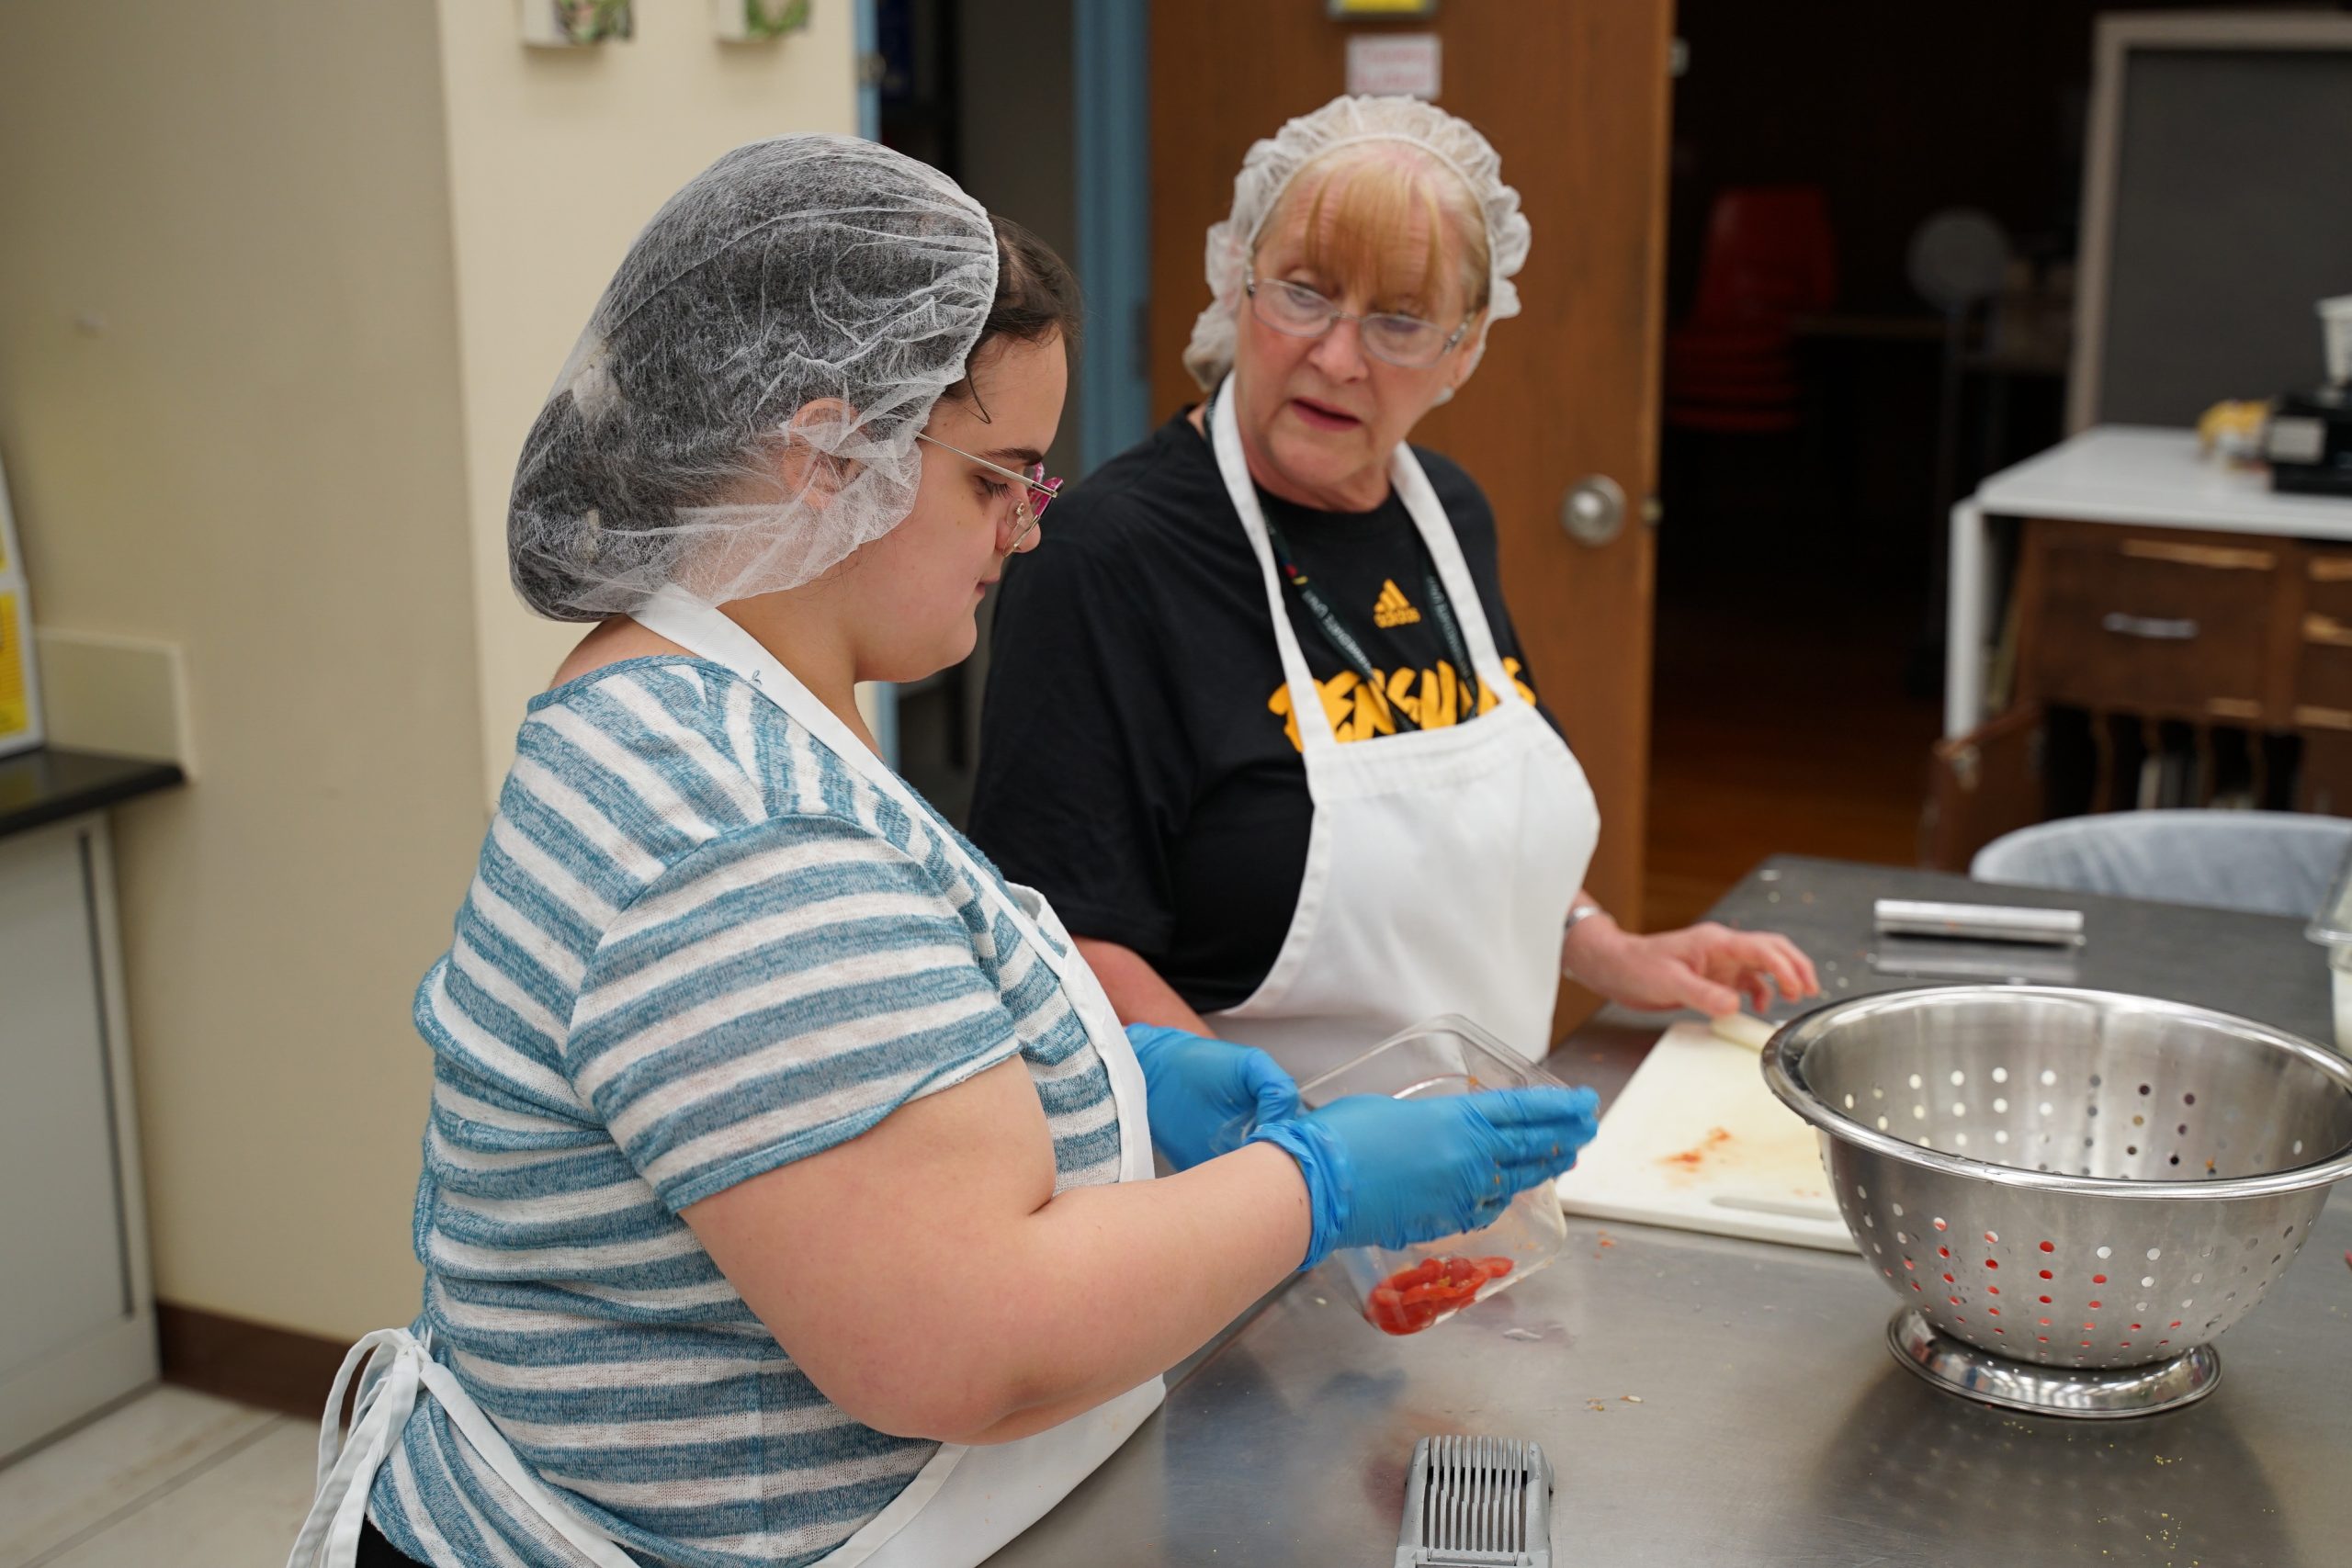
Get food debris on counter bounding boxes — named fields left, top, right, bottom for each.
left=1662, top=1127, right=1734, bottom=1170
left=1620, top=1394, right=1643, bottom=1404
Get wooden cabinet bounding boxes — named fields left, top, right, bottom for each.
left=2015, top=522, right=2298, bottom=724
left=1929, top=520, right=2352, bottom=869
left=2298, top=547, right=2352, bottom=729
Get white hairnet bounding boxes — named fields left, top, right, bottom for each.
left=1184, top=95, right=1532, bottom=392
left=508, top=135, right=1000, bottom=618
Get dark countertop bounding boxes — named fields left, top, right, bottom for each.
left=988, top=854, right=2349, bottom=1568
left=0, top=746, right=183, bottom=840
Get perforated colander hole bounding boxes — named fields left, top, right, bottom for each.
left=2184, top=1092, right=2196, bottom=1105
left=1952, top=1102, right=1968, bottom=1117
left=2138, top=1083, right=2151, bottom=1096
left=2126, top=1145, right=2138, bottom=1156
left=2132, top=1114, right=2145, bottom=1127
left=1993, top=1098, right=2008, bottom=1113
left=2041, top=1070, right=2056, bottom=1086
left=1892, top=1203, right=1905, bottom=1217
left=1872, top=1087, right=1883, bottom=1100
left=1913, top=1104, right=1928, bottom=1120
left=1949, top=1070, right=1966, bottom=1088
left=2089, top=1074, right=2103, bottom=1089
left=2146, top=1247, right=2162, bottom=1261
left=1992, top=1067, right=2008, bottom=1084
left=2294, top=1140, right=2305, bottom=1156
left=2141, top=1277, right=2154, bottom=1289
left=1877, top=1116, right=1889, bottom=1131
left=1909, top=1074, right=1923, bottom=1090
left=1996, top=1131, right=2010, bottom=1145
left=2091, top=1273, right=2107, bottom=1283
left=2039, top=1241, right=2055, bottom=1253
left=1954, top=1133, right=1969, bottom=1147
left=2040, top=1101, right=2054, bottom=1116
left=2098, top=1246, right=2113, bottom=1260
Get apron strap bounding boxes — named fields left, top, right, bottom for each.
left=286, top=1330, right=639, bottom=1568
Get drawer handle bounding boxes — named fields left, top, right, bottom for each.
left=2117, top=540, right=2274, bottom=571
left=2307, top=614, right=2352, bottom=649
left=2101, top=612, right=2199, bottom=641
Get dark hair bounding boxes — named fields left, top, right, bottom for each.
left=509, top=198, right=1080, bottom=622
left=943, top=215, right=1083, bottom=408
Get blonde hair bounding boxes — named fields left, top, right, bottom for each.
left=1255, top=143, right=1492, bottom=321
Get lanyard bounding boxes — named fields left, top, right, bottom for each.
left=1204, top=389, right=1484, bottom=730
left=1260, top=514, right=1481, bottom=730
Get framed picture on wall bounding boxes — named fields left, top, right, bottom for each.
left=521, top=0, right=635, bottom=48
left=0, top=453, right=45, bottom=760
left=714, top=0, right=812, bottom=41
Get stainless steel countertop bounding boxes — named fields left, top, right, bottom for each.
left=988, top=855, right=2352, bottom=1567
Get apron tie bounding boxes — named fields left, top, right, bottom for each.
left=285, top=1328, right=638, bottom=1568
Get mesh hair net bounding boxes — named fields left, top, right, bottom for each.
left=508, top=135, right=1000, bottom=618
left=1183, top=95, right=1531, bottom=393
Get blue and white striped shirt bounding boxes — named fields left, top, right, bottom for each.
left=369, top=657, right=1122, bottom=1568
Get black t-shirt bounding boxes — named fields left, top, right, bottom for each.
left=970, top=409, right=1557, bottom=1013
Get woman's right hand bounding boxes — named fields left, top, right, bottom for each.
left=1248, top=1087, right=1600, bottom=1269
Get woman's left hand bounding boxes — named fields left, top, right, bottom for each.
left=1562, top=915, right=1821, bottom=1018
left=1126, top=1023, right=1302, bottom=1171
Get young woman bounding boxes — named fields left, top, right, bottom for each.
left=285, top=136, right=1600, bottom=1568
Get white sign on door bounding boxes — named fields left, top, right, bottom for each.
left=1345, top=34, right=1442, bottom=100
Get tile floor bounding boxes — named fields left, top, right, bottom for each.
left=0, top=1386, right=317, bottom=1568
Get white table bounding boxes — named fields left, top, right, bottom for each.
left=1945, top=425, right=2352, bottom=738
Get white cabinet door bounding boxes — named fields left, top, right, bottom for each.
left=0, top=818, right=155, bottom=1460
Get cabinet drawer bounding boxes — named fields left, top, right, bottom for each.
left=2298, top=548, right=2352, bottom=728
left=2021, top=525, right=2282, bottom=722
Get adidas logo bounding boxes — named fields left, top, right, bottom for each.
left=1373, top=579, right=1421, bottom=628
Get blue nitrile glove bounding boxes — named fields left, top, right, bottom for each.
left=1247, top=1087, right=1602, bottom=1270
left=1125, top=1023, right=1301, bottom=1172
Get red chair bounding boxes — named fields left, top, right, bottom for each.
left=1666, top=186, right=1837, bottom=434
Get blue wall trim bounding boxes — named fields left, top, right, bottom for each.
left=1072, top=0, right=1154, bottom=472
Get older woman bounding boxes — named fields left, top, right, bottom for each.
left=287, top=137, right=1598, bottom=1568
left=972, top=96, right=1818, bottom=1080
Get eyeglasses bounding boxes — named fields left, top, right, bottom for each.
left=916, top=433, right=1062, bottom=551
left=1244, top=268, right=1475, bottom=369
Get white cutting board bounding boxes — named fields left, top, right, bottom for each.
left=1556, top=1021, right=1859, bottom=1253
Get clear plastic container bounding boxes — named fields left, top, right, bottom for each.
left=1295, top=1014, right=1570, bottom=1336
left=2306, top=838, right=2352, bottom=1054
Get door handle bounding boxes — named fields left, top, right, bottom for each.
left=2099, top=612, right=2199, bottom=641
left=1560, top=476, right=1626, bottom=547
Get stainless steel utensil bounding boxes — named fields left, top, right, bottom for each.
left=1396, top=1435, right=1553, bottom=1567
left=1872, top=897, right=2086, bottom=946
left=1763, top=986, right=2352, bottom=1416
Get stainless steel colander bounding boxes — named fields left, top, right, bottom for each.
left=1763, top=986, right=2352, bottom=1416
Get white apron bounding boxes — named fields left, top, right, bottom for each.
left=1202, top=378, right=1601, bottom=1081
left=289, top=592, right=1163, bottom=1568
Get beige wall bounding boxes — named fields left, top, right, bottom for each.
left=0, top=3, right=856, bottom=1341
left=434, top=0, right=858, bottom=803
left=0, top=1, right=482, bottom=1337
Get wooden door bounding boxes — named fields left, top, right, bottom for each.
left=1148, top=3, right=1676, bottom=1042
